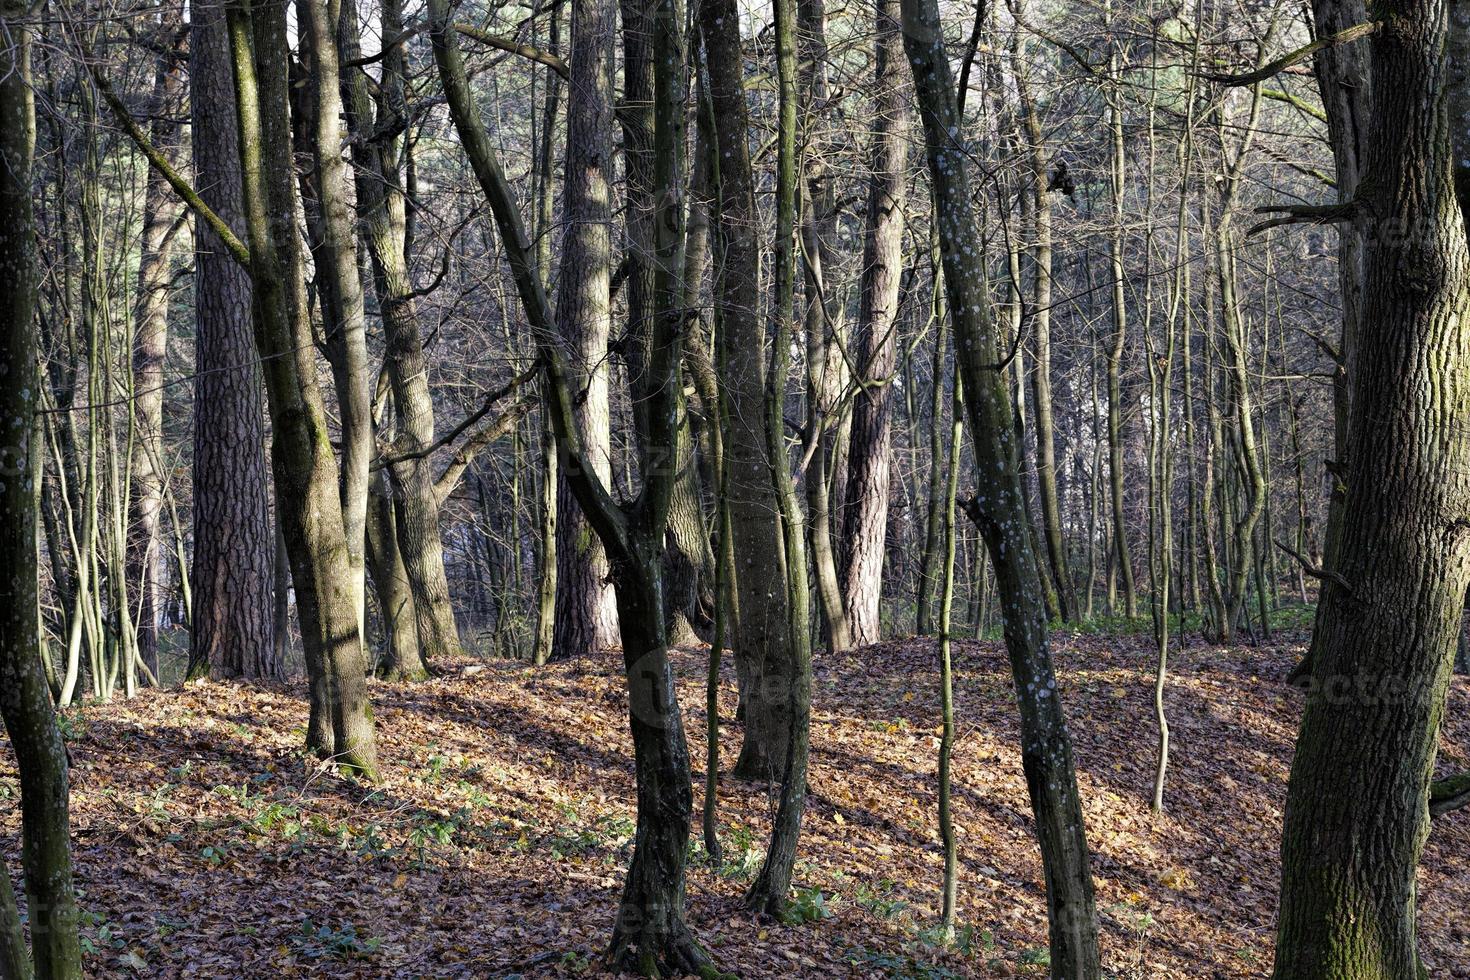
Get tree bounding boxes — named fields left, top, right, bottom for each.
left=0, top=1, right=83, bottom=970
left=187, top=0, right=276, bottom=681
left=428, top=0, right=726, bottom=969
left=902, top=0, right=1100, bottom=970
left=841, top=0, right=908, bottom=647
left=1273, top=0, right=1470, bottom=972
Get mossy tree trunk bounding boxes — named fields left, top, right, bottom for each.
left=1274, top=0, right=1470, bottom=973
left=0, top=6, right=83, bottom=971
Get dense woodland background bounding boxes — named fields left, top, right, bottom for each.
left=0, top=0, right=1466, bottom=974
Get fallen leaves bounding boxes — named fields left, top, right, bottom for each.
left=0, top=627, right=1464, bottom=977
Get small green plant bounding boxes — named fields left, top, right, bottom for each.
left=291, top=919, right=382, bottom=961
left=783, top=886, right=835, bottom=925
left=199, top=844, right=228, bottom=867
left=854, top=878, right=908, bottom=920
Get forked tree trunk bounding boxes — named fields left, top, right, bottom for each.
left=701, top=0, right=799, bottom=784
left=429, top=5, right=723, bottom=971
left=1275, top=1, right=1470, bottom=973
left=227, top=0, right=378, bottom=778
left=903, top=3, right=1100, bottom=971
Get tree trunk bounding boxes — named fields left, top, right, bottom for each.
left=551, top=0, right=618, bottom=661
left=1274, top=2, right=1470, bottom=973
left=127, top=19, right=184, bottom=679
left=340, top=0, right=465, bottom=664
left=701, top=0, right=799, bottom=783
left=187, top=0, right=275, bottom=681
left=0, top=8, right=83, bottom=969
left=903, top=5, right=1100, bottom=972
left=840, top=0, right=907, bottom=647
left=227, top=0, right=378, bottom=778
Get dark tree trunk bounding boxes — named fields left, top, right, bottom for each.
left=187, top=0, right=276, bottom=681
left=0, top=8, right=83, bottom=970
left=1274, top=1, right=1470, bottom=973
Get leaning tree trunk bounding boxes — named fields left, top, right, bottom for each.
left=187, top=0, right=276, bottom=681
left=1274, top=1, right=1470, bottom=974
left=903, top=2, right=1100, bottom=972
left=840, top=0, right=907, bottom=647
left=0, top=7, right=83, bottom=971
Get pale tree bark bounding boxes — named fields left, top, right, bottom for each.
left=187, top=0, right=276, bottom=681
left=126, top=12, right=184, bottom=678
left=903, top=1, right=1100, bottom=971
left=295, top=0, right=372, bottom=644
left=840, top=0, right=907, bottom=647
left=552, top=0, right=619, bottom=660
left=1274, top=0, right=1470, bottom=972
left=339, top=0, right=465, bottom=665
left=0, top=5, right=83, bottom=970
left=227, top=0, right=378, bottom=778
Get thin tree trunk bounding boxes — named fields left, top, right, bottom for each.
left=904, top=7, right=1100, bottom=971
left=0, top=9, right=83, bottom=968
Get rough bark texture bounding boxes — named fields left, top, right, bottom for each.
left=0, top=9, right=83, bottom=970
left=700, top=0, right=798, bottom=784
left=903, top=2, right=1100, bottom=971
left=1274, top=1, right=1470, bottom=974
left=187, top=0, right=276, bottom=682
left=365, top=472, right=428, bottom=680
left=553, top=0, right=618, bottom=661
left=840, top=0, right=907, bottom=647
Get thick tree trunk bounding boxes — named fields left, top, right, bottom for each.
left=550, top=0, right=619, bottom=662
left=840, top=0, right=907, bottom=647
left=903, top=5, right=1100, bottom=972
left=1274, top=2, right=1470, bottom=974
left=187, top=0, right=276, bottom=682
left=0, top=10, right=83, bottom=970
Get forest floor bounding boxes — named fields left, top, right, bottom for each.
left=2, top=619, right=1467, bottom=979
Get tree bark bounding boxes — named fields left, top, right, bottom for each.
left=187, top=0, right=276, bottom=681
left=840, top=0, right=907, bottom=647
left=1274, top=1, right=1470, bottom=973
left=903, top=4, right=1100, bottom=971
left=0, top=7, right=83, bottom=969
left=227, top=0, right=378, bottom=778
